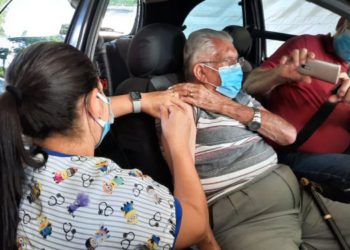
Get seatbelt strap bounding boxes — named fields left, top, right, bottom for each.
left=286, top=101, right=337, bottom=152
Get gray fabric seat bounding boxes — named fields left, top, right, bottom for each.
left=111, top=23, right=186, bottom=189
left=223, top=25, right=254, bottom=79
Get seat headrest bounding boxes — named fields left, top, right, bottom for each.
left=223, top=25, right=252, bottom=59
left=127, top=23, right=186, bottom=77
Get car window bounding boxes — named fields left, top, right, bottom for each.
left=0, top=0, right=77, bottom=84
left=262, top=0, right=340, bottom=56
left=100, top=0, right=138, bottom=38
left=183, top=0, right=243, bottom=37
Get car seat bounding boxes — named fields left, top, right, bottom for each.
left=223, top=25, right=254, bottom=79
left=111, top=23, right=186, bottom=189
left=95, top=35, right=133, bottom=96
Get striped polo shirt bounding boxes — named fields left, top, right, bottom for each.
left=194, top=91, right=278, bottom=204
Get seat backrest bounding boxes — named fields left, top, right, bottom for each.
left=95, top=35, right=133, bottom=96
left=223, top=25, right=253, bottom=60
left=111, top=23, right=186, bottom=189
left=223, top=25, right=254, bottom=78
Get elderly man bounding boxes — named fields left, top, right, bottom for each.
left=170, top=28, right=350, bottom=250
left=244, top=17, right=350, bottom=202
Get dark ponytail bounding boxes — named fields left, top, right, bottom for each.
left=0, top=42, right=99, bottom=249
left=0, top=89, right=40, bottom=249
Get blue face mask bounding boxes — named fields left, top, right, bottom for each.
left=203, top=63, right=243, bottom=98
left=333, top=29, right=350, bottom=63
left=95, top=92, right=114, bottom=148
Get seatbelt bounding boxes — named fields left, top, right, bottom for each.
left=286, top=101, right=337, bottom=152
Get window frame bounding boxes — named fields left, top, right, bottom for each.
left=242, top=0, right=347, bottom=66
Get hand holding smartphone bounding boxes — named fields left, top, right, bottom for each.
left=297, top=59, right=340, bottom=84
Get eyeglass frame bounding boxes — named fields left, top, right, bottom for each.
left=200, top=57, right=245, bottom=68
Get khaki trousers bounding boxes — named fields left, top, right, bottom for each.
left=211, top=165, right=350, bottom=250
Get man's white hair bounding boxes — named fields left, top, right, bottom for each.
left=183, top=29, right=233, bottom=81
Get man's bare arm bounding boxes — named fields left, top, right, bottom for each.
left=171, top=83, right=297, bottom=145
left=244, top=48, right=315, bottom=96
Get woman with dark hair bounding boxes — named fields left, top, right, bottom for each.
left=0, top=42, right=214, bottom=249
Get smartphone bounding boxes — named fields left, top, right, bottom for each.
left=298, top=59, right=340, bottom=84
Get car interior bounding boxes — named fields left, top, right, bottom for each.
left=0, top=0, right=346, bottom=190
left=90, top=0, right=347, bottom=189
left=93, top=1, right=244, bottom=189
left=95, top=22, right=260, bottom=188
left=1, top=0, right=350, bottom=248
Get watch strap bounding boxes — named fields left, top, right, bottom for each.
left=248, top=107, right=261, bottom=131
left=130, top=92, right=142, bottom=113
left=132, top=99, right=141, bottom=113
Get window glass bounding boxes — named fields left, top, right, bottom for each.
left=100, top=0, right=138, bottom=38
left=183, top=0, right=242, bottom=37
left=262, top=0, right=339, bottom=56
left=0, top=0, right=76, bottom=87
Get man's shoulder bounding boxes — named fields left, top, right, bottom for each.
left=282, top=34, right=327, bottom=49
left=261, top=34, right=330, bottom=68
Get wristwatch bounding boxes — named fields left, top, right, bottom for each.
left=130, top=91, right=142, bottom=113
left=247, top=107, right=261, bottom=131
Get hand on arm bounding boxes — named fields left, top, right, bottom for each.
left=171, top=83, right=296, bottom=145
left=244, top=48, right=315, bottom=95
left=160, top=101, right=212, bottom=248
left=170, top=83, right=232, bottom=114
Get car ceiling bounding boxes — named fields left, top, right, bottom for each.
left=142, top=0, right=203, bottom=28
left=307, top=0, right=350, bottom=20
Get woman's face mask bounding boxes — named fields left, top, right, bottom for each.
left=333, top=29, right=350, bottom=63
left=94, top=92, right=114, bottom=148
left=203, top=62, right=243, bottom=99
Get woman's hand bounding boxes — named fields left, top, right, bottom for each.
left=160, top=100, right=196, bottom=161
left=160, top=101, right=208, bottom=249
left=141, top=90, right=182, bottom=119
left=170, top=83, right=232, bottom=114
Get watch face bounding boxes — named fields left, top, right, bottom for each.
left=248, top=121, right=261, bottom=131
left=130, top=91, right=141, bottom=100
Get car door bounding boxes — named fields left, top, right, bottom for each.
left=0, top=0, right=141, bottom=93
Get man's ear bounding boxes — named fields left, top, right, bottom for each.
left=86, top=88, right=102, bottom=118
left=193, top=64, right=208, bottom=83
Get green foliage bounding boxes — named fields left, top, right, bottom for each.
left=109, top=0, right=137, bottom=6
left=9, top=36, right=63, bottom=54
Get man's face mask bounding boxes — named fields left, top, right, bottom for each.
left=333, top=29, right=350, bottom=63
left=94, top=92, right=114, bottom=148
left=203, top=62, right=243, bottom=99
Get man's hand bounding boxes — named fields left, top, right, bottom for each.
left=171, top=83, right=296, bottom=145
left=276, top=48, right=315, bottom=84
left=170, top=83, right=233, bottom=114
left=329, top=72, right=350, bottom=104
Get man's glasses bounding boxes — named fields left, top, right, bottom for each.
left=201, top=57, right=245, bottom=67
